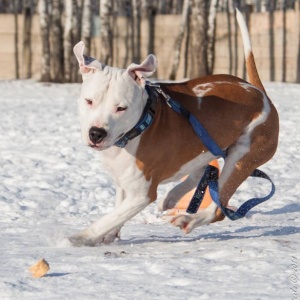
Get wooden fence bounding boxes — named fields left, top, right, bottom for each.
left=0, top=9, right=299, bottom=82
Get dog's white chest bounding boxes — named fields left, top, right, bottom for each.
left=101, top=138, right=151, bottom=194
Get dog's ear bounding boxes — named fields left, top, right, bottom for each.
left=126, top=54, right=157, bottom=87
left=73, top=41, right=102, bottom=75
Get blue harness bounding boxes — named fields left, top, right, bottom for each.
left=115, top=82, right=275, bottom=220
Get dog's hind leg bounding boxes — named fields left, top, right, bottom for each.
left=170, top=119, right=277, bottom=233
left=170, top=151, right=255, bottom=232
left=157, top=166, right=206, bottom=212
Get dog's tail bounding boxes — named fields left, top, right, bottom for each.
left=236, top=9, right=266, bottom=94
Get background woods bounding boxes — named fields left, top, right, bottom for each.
left=0, top=0, right=299, bottom=83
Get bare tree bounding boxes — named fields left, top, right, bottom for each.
left=233, top=0, right=241, bottom=76
left=123, top=1, right=131, bottom=68
left=269, top=0, right=276, bottom=81
left=112, top=1, right=120, bottom=66
left=64, top=0, right=71, bottom=82
left=64, top=0, right=80, bottom=82
left=100, top=0, right=113, bottom=65
left=226, top=0, right=233, bottom=75
left=13, top=0, right=19, bottom=79
left=183, top=7, right=191, bottom=78
left=23, top=0, right=34, bottom=78
left=282, top=0, right=287, bottom=82
left=38, top=0, right=51, bottom=82
left=296, top=0, right=300, bottom=83
left=207, top=0, right=219, bottom=75
left=243, top=4, right=252, bottom=80
left=169, top=0, right=190, bottom=80
left=71, top=0, right=81, bottom=82
left=81, top=0, right=92, bottom=56
left=189, top=0, right=209, bottom=78
left=51, top=0, right=64, bottom=83
left=147, top=2, right=157, bottom=56
left=132, top=0, right=141, bottom=62
left=130, top=1, right=135, bottom=62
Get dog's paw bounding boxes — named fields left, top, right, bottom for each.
left=170, top=210, right=215, bottom=234
left=69, top=235, right=97, bottom=247
left=69, top=228, right=121, bottom=247
left=170, top=214, right=194, bottom=234
left=102, top=228, right=121, bottom=245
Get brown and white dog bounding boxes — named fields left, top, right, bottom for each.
left=70, top=9, right=279, bottom=246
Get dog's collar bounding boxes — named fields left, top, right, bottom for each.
left=114, top=85, right=157, bottom=148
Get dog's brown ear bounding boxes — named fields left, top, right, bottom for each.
left=73, top=41, right=102, bottom=75
left=126, top=54, right=157, bottom=87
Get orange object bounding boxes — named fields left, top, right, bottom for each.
left=167, top=160, right=220, bottom=216
left=29, top=258, right=50, bottom=278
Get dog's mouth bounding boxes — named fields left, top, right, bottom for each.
left=88, top=143, right=109, bottom=151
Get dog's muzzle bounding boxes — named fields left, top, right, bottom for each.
left=89, top=127, right=107, bottom=144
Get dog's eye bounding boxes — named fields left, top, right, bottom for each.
left=116, top=106, right=127, bottom=112
left=85, top=98, right=93, bottom=105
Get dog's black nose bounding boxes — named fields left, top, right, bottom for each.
left=89, top=127, right=107, bottom=144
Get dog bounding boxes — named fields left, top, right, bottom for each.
left=69, top=9, right=279, bottom=246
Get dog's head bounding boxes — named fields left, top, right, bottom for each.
left=73, top=41, right=157, bottom=150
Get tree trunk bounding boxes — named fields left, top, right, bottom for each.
left=269, top=0, right=276, bottom=81
left=132, top=0, right=141, bottom=63
left=51, top=0, right=64, bottom=83
left=189, top=0, right=209, bottom=78
left=184, top=8, right=191, bottom=78
left=130, top=1, right=135, bottom=62
left=81, top=0, right=91, bottom=56
left=22, top=0, right=34, bottom=78
left=243, top=4, right=252, bottom=80
left=63, top=0, right=81, bottom=83
left=38, top=0, right=51, bottom=82
left=233, top=0, right=241, bottom=76
left=282, top=0, right=287, bottom=82
left=226, top=0, right=232, bottom=75
left=112, top=1, right=119, bottom=66
left=207, top=0, right=219, bottom=75
left=123, top=2, right=131, bottom=68
left=147, top=3, right=156, bottom=56
left=100, top=0, right=113, bottom=65
left=169, top=0, right=190, bottom=80
left=13, top=0, right=19, bottom=79
left=64, top=0, right=72, bottom=82
left=296, top=0, right=300, bottom=83
left=71, top=0, right=81, bottom=82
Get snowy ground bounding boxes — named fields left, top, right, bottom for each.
left=0, top=80, right=299, bottom=300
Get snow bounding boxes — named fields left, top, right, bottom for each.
left=0, top=80, right=299, bottom=299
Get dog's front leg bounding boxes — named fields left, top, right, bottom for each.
left=69, top=193, right=149, bottom=247
left=101, top=186, right=125, bottom=244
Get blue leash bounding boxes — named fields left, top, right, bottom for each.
left=150, top=83, right=275, bottom=220
left=186, top=164, right=275, bottom=220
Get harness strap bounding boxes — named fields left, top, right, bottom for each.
left=148, top=83, right=275, bottom=220
left=167, top=98, right=226, bottom=158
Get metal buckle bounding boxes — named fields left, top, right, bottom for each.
left=146, top=81, right=172, bottom=107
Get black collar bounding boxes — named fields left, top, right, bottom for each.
left=114, top=85, right=157, bottom=148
